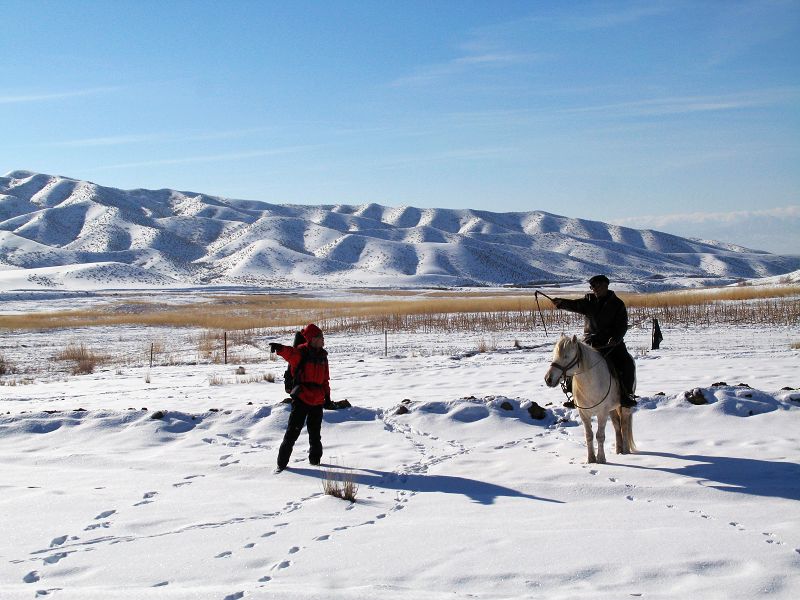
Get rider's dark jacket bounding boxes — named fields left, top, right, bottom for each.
left=557, top=291, right=628, bottom=347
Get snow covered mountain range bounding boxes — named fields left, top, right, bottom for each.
left=1, top=170, right=798, bottom=290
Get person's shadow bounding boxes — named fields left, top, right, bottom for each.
left=630, top=451, right=800, bottom=501
left=290, top=466, right=563, bottom=506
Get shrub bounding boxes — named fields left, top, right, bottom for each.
left=55, top=343, right=106, bottom=375
left=322, top=467, right=359, bottom=502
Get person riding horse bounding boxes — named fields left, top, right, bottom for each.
left=551, top=275, right=637, bottom=408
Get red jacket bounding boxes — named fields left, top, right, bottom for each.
left=276, top=344, right=330, bottom=406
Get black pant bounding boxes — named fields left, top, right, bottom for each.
left=602, top=342, right=636, bottom=398
left=277, top=400, right=323, bottom=469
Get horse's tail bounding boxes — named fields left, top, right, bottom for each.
left=624, top=408, right=636, bottom=453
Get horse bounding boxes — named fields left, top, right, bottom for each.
left=544, top=335, right=636, bottom=464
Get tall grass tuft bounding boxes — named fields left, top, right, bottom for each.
left=322, top=467, right=359, bottom=503
left=55, top=343, right=107, bottom=375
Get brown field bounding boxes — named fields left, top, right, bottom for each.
left=0, top=286, right=797, bottom=334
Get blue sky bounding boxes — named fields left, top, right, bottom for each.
left=2, top=0, right=799, bottom=252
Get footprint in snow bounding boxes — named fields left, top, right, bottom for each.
left=84, top=522, right=111, bottom=531
left=273, top=560, right=292, bottom=570
left=43, top=552, right=68, bottom=565
left=152, top=581, right=169, bottom=587
left=244, top=543, right=256, bottom=549
left=222, top=592, right=244, bottom=600
left=288, top=546, right=301, bottom=554
left=95, top=510, right=116, bottom=520
left=23, top=571, right=41, bottom=583
left=314, top=535, right=330, bottom=541
left=261, top=531, right=276, bottom=538
left=50, top=535, right=68, bottom=547
left=258, top=575, right=272, bottom=582
left=215, top=551, right=233, bottom=558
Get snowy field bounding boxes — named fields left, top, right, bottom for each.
left=1, top=298, right=799, bottom=599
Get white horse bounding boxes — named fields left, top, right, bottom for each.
left=544, top=335, right=635, bottom=463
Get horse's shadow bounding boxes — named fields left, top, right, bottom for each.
left=290, top=466, right=563, bottom=506
left=630, top=451, right=800, bottom=501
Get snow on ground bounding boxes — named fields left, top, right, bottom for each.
left=1, top=302, right=799, bottom=599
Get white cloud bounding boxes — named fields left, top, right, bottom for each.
left=612, top=206, right=800, bottom=255
left=390, top=52, right=543, bottom=88
left=92, top=145, right=323, bottom=170
left=0, top=86, right=124, bottom=104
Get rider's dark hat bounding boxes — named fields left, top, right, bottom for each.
left=588, top=274, right=610, bottom=286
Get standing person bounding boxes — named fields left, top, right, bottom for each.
left=269, top=323, right=331, bottom=472
left=551, top=275, right=637, bottom=408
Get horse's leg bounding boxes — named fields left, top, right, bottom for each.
left=596, top=411, right=608, bottom=464
left=621, top=408, right=636, bottom=453
left=611, top=408, right=623, bottom=454
left=580, top=412, right=596, bottom=463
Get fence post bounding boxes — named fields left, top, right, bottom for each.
left=385, top=330, right=388, bottom=357
left=224, top=332, right=228, bottom=365
left=150, top=343, right=153, bottom=368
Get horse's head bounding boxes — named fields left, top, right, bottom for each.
left=544, top=335, right=581, bottom=387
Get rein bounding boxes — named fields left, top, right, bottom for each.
left=552, top=343, right=614, bottom=411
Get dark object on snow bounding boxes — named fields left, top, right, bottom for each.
left=150, top=410, right=165, bottom=420
left=209, top=408, right=220, bottom=412
left=500, top=401, right=514, bottom=411
left=736, top=382, right=751, bottom=388
left=781, top=386, right=794, bottom=391
left=651, top=318, right=663, bottom=350
left=324, top=399, right=352, bottom=410
left=712, top=381, right=728, bottom=387
left=655, top=392, right=666, bottom=396
left=395, top=405, right=410, bottom=415
left=527, top=402, right=547, bottom=420
left=685, top=389, right=708, bottom=405
left=236, top=366, right=246, bottom=375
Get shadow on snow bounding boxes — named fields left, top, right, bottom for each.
left=290, top=466, right=563, bottom=506
left=632, top=451, right=800, bottom=501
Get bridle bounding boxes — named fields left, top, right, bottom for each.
left=549, top=343, right=582, bottom=381
left=550, top=342, right=614, bottom=410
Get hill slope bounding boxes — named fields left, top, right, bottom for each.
left=1, top=170, right=797, bottom=289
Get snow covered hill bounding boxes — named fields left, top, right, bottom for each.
left=1, top=170, right=798, bottom=290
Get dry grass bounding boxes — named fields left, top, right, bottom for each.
left=791, top=341, right=800, bottom=350
left=0, top=352, right=11, bottom=375
left=54, top=343, right=108, bottom=375
left=477, top=338, right=497, bottom=353
left=322, top=467, right=359, bottom=502
left=0, top=286, right=797, bottom=334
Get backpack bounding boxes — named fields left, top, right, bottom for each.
left=283, top=331, right=306, bottom=395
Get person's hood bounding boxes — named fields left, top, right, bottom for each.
left=301, top=323, right=323, bottom=343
